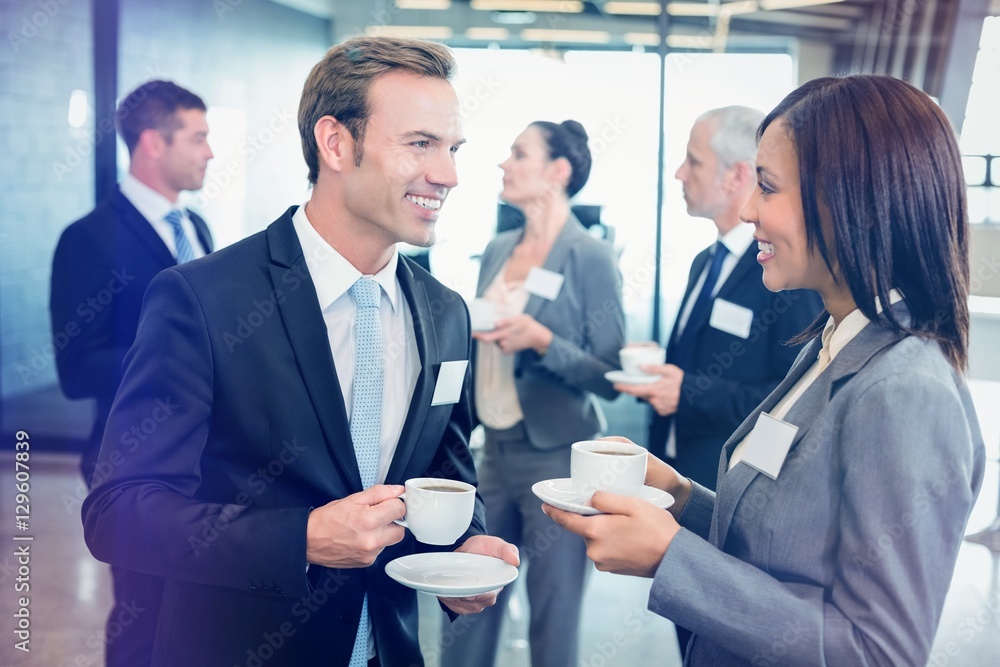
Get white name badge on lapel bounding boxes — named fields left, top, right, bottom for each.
left=739, top=412, right=798, bottom=480
left=710, top=298, right=753, bottom=340
left=524, top=267, right=564, bottom=301
left=431, top=360, right=469, bottom=406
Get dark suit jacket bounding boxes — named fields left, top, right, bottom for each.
left=50, top=186, right=212, bottom=483
left=649, top=243, right=823, bottom=488
left=82, top=207, right=485, bottom=667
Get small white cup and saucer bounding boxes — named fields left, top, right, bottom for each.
left=531, top=440, right=674, bottom=516
left=385, top=478, right=519, bottom=596
left=604, top=345, right=666, bottom=385
left=467, top=298, right=499, bottom=332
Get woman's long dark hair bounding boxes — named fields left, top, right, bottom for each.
left=762, top=75, right=970, bottom=371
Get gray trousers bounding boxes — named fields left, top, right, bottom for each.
left=441, top=422, right=589, bottom=667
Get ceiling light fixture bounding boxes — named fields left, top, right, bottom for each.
left=365, top=25, right=454, bottom=39
left=624, top=32, right=662, bottom=46
left=465, top=27, right=512, bottom=40
left=394, top=0, right=451, bottom=9
left=605, top=1, right=662, bottom=15
left=760, top=0, right=843, bottom=10
left=521, top=28, right=611, bottom=43
left=472, top=0, right=583, bottom=12
left=666, top=33, right=713, bottom=49
left=667, top=2, right=719, bottom=16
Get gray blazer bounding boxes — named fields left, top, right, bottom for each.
left=649, top=303, right=985, bottom=665
left=474, top=216, right=625, bottom=450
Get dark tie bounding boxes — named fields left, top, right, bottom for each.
left=669, top=242, right=729, bottom=367
left=164, top=210, right=195, bottom=264
left=347, top=277, right=382, bottom=667
left=651, top=242, right=731, bottom=460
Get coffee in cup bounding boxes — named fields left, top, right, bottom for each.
left=570, top=440, right=647, bottom=499
left=395, top=478, right=475, bottom=545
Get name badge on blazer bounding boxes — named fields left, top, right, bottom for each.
left=710, top=298, right=753, bottom=339
left=524, top=267, right=564, bottom=301
left=431, top=360, right=469, bottom=406
left=739, top=412, right=798, bottom=479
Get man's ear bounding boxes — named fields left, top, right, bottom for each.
left=724, top=161, right=753, bottom=193
left=136, top=128, right=166, bottom=159
left=314, top=116, right=352, bottom=173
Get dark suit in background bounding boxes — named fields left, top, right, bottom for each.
left=649, top=243, right=822, bottom=489
left=50, top=186, right=212, bottom=667
left=82, top=208, right=485, bottom=666
left=50, top=187, right=213, bottom=483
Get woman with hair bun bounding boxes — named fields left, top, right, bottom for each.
left=441, top=121, right=625, bottom=667
left=545, top=76, right=985, bottom=665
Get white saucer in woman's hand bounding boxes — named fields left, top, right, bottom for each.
left=532, top=478, right=674, bottom=516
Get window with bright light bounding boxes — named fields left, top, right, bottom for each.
left=437, top=48, right=794, bottom=342
left=960, top=16, right=1000, bottom=224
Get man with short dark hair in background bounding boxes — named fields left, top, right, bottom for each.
left=50, top=79, right=214, bottom=666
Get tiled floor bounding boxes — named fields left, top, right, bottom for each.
left=2, top=380, right=999, bottom=666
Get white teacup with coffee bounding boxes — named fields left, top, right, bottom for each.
left=395, top=478, right=475, bottom=545
left=619, top=345, right=666, bottom=376
left=570, top=440, right=647, bottom=500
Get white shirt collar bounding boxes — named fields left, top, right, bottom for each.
left=821, top=288, right=904, bottom=362
left=120, top=173, right=179, bottom=224
left=291, top=203, right=400, bottom=314
left=717, top=222, right=756, bottom=259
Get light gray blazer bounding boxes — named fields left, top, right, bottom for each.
left=474, top=216, right=625, bottom=450
left=649, top=303, right=985, bottom=665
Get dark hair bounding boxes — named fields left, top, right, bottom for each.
left=531, top=120, right=592, bottom=197
left=761, top=75, right=969, bottom=370
left=115, top=80, right=206, bottom=155
left=298, top=36, right=456, bottom=184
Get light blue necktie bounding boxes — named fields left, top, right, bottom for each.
left=164, top=209, right=195, bottom=264
left=348, top=277, right=383, bottom=667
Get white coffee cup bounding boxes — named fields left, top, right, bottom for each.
left=395, top=478, right=476, bottom=545
left=619, top=346, right=666, bottom=376
left=570, top=440, right=647, bottom=499
left=468, top=298, right=498, bottom=332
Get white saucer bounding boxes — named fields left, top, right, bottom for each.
left=385, top=552, right=518, bottom=597
left=605, top=370, right=659, bottom=385
left=532, top=478, right=675, bottom=516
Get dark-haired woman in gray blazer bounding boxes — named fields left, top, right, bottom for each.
left=441, top=121, right=625, bottom=667
left=545, top=75, right=985, bottom=666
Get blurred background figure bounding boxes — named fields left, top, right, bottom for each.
left=442, top=120, right=625, bottom=667
left=49, top=79, right=213, bottom=667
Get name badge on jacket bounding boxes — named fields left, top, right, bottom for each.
left=739, top=412, right=798, bottom=479
left=524, top=267, right=564, bottom=301
left=431, top=360, right=469, bottom=406
left=710, top=298, right=753, bottom=339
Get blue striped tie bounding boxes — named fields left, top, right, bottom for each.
left=348, top=277, right=383, bottom=667
left=165, top=209, right=195, bottom=264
